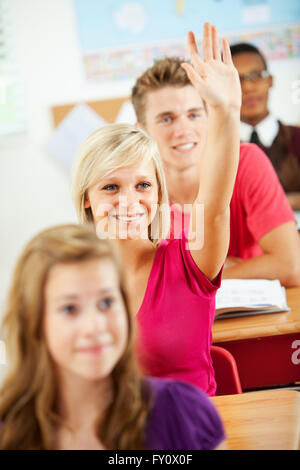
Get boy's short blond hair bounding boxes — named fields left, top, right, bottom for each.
left=131, top=57, right=191, bottom=125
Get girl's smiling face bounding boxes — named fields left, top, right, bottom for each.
left=84, top=161, right=159, bottom=240
left=43, top=257, right=128, bottom=383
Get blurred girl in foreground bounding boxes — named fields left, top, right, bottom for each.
left=0, top=224, right=225, bottom=449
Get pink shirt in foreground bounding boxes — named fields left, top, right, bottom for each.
left=136, top=231, right=222, bottom=397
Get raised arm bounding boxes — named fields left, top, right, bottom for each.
left=181, top=23, right=241, bottom=281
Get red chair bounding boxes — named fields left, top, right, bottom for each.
left=211, top=345, right=242, bottom=395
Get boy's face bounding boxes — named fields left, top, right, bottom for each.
left=232, top=52, right=273, bottom=125
left=140, top=85, right=208, bottom=172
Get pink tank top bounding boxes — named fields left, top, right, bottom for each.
left=136, top=231, right=222, bottom=396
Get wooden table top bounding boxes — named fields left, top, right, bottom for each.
left=212, top=389, right=300, bottom=450
left=212, top=286, right=300, bottom=343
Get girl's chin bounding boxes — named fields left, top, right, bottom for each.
left=116, top=230, right=149, bottom=240
left=95, top=220, right=150, bottom=240
left=95, top=230, right=149, bottom=241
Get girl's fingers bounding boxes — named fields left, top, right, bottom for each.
left=188, top=25, right=232, bottom=67
left=221, top=38, right=233, bottom=65
left=181, top=62, right=205, bottom=89
left=186, top=25, right=233, bottom=83
left=202, top=22, right=213, bottom=61
left=212, top=25, right=221, bottom=61
left=187, top=31, right=199, bottom=57
left=186, top=31, right=206, bottom=75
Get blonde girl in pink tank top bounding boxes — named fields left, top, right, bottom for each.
left=72, top=23, right=241, bottom=395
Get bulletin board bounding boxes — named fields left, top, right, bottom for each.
left=49, top=97, right=135, bottom=173
left=51, top=96, right=129, bottom=127
left=73, top=0, right=300, bottom=82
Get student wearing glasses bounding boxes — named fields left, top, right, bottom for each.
left=230, top=43, right=300, bottom=210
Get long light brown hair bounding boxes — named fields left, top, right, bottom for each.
left=0, top=224, right=150, bottom=449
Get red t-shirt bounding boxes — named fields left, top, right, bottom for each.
left=136, top=231, right=222, bottom=396
left=169, top=143, right=296, bottom=259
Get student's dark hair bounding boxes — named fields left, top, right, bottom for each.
left=230, top=43, right=268, bottom=70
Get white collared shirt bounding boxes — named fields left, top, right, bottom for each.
left=240, top=114, right=280, bottom=147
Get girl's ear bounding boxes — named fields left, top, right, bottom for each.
left=84, top=194, right=91, bottom=209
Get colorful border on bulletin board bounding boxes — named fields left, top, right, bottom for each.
left=82, top=23, right=300, bottom=82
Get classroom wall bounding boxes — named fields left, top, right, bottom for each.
left=0, top=0, right=300, bottom=383
left=0, top=0, right=131, bottom=382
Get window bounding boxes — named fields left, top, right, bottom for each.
left=0, top=0, right=25, bottom=135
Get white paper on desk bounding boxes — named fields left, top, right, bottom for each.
left=216, top=279, right=288, bottom=310
left=115, top=100, right=137, bottom=124
left=45, top=104, right=106, bottom=172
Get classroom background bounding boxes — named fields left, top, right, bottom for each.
left=0, top=0, right=300, bottom=384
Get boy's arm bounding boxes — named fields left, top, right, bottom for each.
left=223, top=221, right=300, bottom=287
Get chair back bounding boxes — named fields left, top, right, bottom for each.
left=211, top=345, right=242, bottom=395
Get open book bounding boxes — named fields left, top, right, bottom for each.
left=215, top=279, right=290, bottom=320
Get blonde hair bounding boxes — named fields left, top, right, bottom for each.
left=72, top=123, right=170, bottom=245
left=0, top=224, right=150, bottom=449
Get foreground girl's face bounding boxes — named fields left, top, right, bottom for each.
left=44, top=258, right=128, bottom=382
left=84, top=161, right=159, bottom=240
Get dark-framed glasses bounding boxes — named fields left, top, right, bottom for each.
left=239, top=70, right=270, bottom=84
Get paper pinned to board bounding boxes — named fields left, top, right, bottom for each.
left=115, top=100, right=137, bottom=124
left=46, top=103, right=106, bottom=172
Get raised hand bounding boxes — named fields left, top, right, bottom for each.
left=181, top=23, right=241, bottom=112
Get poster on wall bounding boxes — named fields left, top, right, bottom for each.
left=73, top=0, right=300, bottom=82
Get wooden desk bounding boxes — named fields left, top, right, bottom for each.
left=212, top=287, right=300, bottom=390
left=212, top=390, right=300, bottom=450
